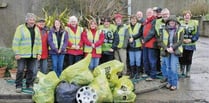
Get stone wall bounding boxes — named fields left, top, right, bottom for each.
left=202, top=21, right=209, bottom=37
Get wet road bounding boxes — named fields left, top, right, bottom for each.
left=136, top=37, right=209, bottom=103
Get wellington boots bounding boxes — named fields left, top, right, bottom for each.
left=130, top=66, right=135, bottom=79
left=135, top=66, right=141, bottom=79
left=180, top=65, right=186, bottom=76
left=186, top=65, right=191, bottom=78
left=126, top=65, right=131, bottom=75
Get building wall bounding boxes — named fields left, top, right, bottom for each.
left=0, top=0, right=44, bottom=47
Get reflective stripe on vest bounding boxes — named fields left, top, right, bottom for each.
left=155, top=18, right=165, bottom=36
left=66, top=26, right=83, bottom=49
left=84, top=30, right=102, bottom=54
left=66, top=26, right=82, bottom=45
left=49, top=31, right=66, bottom=50
left=162, top=27, right=184, bottom=53
left=180, top=20, right=198, bottom=46
left=12, top=24, right=41, bottom=58
left=128, top=23, right=142, bottom=47
left=117, top=25, right=127, bottom=48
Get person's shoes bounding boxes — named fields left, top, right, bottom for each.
left=186, top=75, right=190, bottom=78
left=142, top=74, right=148, bottom=78
left=186, top=72, right=191, bottom=78
left=160, top=78, right=167, bottom=83
left=134, top=74, right=140, bottom=79
left=16, top=87, right=22, bottom=93
left=145, top=77, right=154, bottom=81
left=170, top=86, right=177, bottom=91
left=166, top=83, right=171, bottom=89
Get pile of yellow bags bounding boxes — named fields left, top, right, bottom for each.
left=33, top=54, right=136, bottom=103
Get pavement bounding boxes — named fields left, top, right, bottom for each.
left=135, top=37, right=209, bottom=103
left=0, top=37, right=209, bottom=103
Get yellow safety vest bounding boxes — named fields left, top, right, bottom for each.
left=180, top=20, right=198, bottom=46
left=117, top=25, right=127, bottom=48
left=49, top=31, right=66, bottom=50
left=155, top=18, right=166, bottom=36
left=84, top=30, right=102, bottom=54
left=162, top=27, right=184, bottom=54
left=128, top=23, right=142, bottom=47
left=12, top=24, right=42, bottom=58
left=65, top=26, right=83, bottom=49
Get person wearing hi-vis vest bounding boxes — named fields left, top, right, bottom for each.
left=179, top=10, right=199, bottom=78
left=100, top=17, right=119, bottom=64
left=155, top=8, right=170, bottom=83
left=12, top=13, right=42, bottom=93
left=128, top=15, right=143, bottom=79
left=82, top=19, right=105, bottom=70
left=65, top=16, right=84, bottom=66
left=158, top=15, right=184, bottom=91
left=114, top=13, right=129, bottom=75
left=48, top=19, right=68, bottom=77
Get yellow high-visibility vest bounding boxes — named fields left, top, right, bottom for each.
left=84, top=30, right=102, bottom=54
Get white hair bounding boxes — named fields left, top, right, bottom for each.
left=25, top=13, right=36, bottom=22
left=69, top=16, right=78, bottom=23
left=161, top=8, right=170, bottom=14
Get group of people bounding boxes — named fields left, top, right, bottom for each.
left=12, top=7, right=199, bottom=93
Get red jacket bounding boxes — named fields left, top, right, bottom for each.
left=38, top=27, right=48, bottom=59
left=143, top=16, right=158, bottom=49
left=66, top=24, right=84, bottom=55
left=82, top=28, right=104, bottom=58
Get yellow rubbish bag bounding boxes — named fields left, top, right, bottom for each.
left=33, top=71, right=60, bottom=103
left=89, top=74, right=113, bottom=103
left=93, top=60, right=124, bottom=88
left=113, top=76, right=136, bottom=103
left=59, top=54, right=94, bottom=85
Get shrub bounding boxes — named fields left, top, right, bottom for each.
left=186, top=0, right=209, bottom=16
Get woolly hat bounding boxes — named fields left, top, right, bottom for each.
left=153, top=7, right=162, bottom=13
left=36, top=17, right=45, bottom=22
left=166, top=15, right=180, bottom=25
left=114, top=13, right=123, bottom=19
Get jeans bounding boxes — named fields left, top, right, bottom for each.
left=51, top=54, right=65, bottom=77
left=89, top=58, right=100, bottom=71
left=16, top=58, right=38, bottom=88
left=40, top=59, right=48, bottom=74
left=129, top=50, right=142, bottom=67
left=161, top=57, right=167, bottom=78
left=163, top=54, right=179, bottom=86
left=143, top=47, right=158, bottom=78
left=68, top=54, right=83, bottom=66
